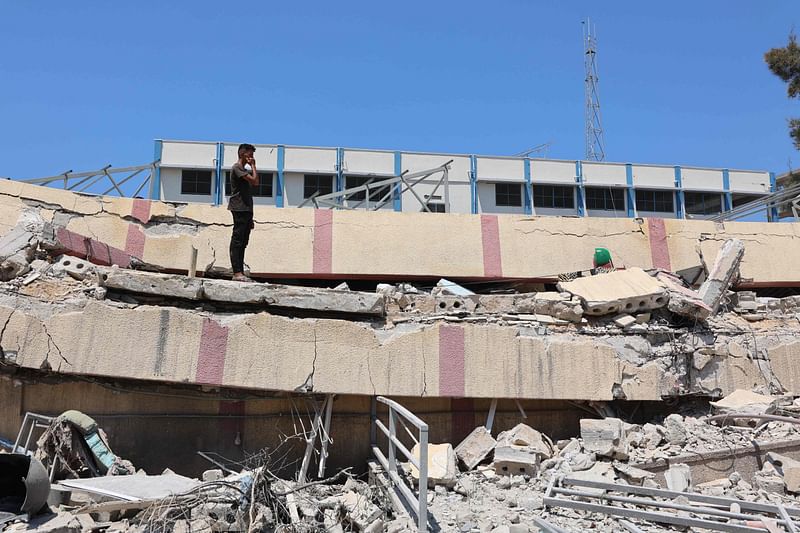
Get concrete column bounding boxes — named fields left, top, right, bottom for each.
left=276, top=145, right=285, bottom=208
left=625, top=163, right=636, bottom=218
left=674, top=166, right=685, bottom=219
left=523, top=159, right=533, bottom=215
left=393, top=151, right=402, bottom=212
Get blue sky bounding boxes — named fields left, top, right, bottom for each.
left=0, top=1, right=798, bottom=180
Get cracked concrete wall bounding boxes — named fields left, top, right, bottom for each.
left=2, top=293, right=798, bottom=401
left=2, top=179, right=800, bottom=282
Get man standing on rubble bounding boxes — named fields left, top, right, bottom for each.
left=228, top=143, right=258, bottom=282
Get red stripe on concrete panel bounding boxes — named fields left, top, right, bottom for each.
left=438, top=325, right=465, bottom=397
left=55, top=228, right=134, bottom=268
left=647, top=218, right=672, bottom=271
left=480, top=215, right=503, bottom=278
left=195, top=318, right=229, bottom=386
left=312, top=209, right=333, bottom=274
left=124, top=224, right=146, bottom=259
left=450, top=398, right=475, bottom=445
left=130, top=199, right=152, bottom=224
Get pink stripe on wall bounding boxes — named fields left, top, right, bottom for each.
left=439, top=325, right=466, bottom=397
left=195, top=318, right=229, bottom=386
left=124, top=224, right=146, bottom=259
left=480, top=215, right=503, bottom=278
left=312, top=209, right=333, bottom=274
left=131, top=199, right=152, bottom=224
left=647, top=218, right=672, bottom=271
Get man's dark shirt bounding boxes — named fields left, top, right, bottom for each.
left=228, top=162, right=254, bottom=211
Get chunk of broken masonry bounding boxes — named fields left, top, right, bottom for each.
left=697, top=238, right=745, bottom=312
left=613, top=314, right=636, bottom=329
left=492, top=445, right=539, bottom=476
left=496, top=423, right=553, bottom=458
left=656, top=271, right=712, bottom=320
left=710, top=389, right=777, bottom=417
left=410, top=443, right=457, bottom=488
left=0, top=225, right=37, bottom=281
left=557, top=267, right=668, bottom=316
left=766, top=452, right=800, bottom=493
left=455, top=426, right=496, bottom=470
left=436, top=278, right=476, bottom=297
left=580, top=418, right=628, bottom=459
left=665, top=463, right=692, bottom=492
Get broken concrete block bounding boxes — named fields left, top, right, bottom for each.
left=455, top=426, right=496, bottom=470
left=697, top=239, right=745, bottom=312
left=613, top=313, right=637, bottom=329
left=54, top=254, right=95, bottom=280
left=496, top=423, right=552, bottom=458
left=656, top=271, right=712, bottom=320
left=568, top=452, right=596, bottom=471
left=339, top=491, right=383, bottom=530
left=434, top=295, right=476, bottom=315
left=710, top=389, right=777, bottom=417
left=557, top=267, right=668, bottom=316
left=202, top=468, right=223, bottom=482
left=635, top=312, right=651, bottom=323
left=612, top=462, right=655, bottom=485
left=0, top=225, right=36, bottom=261
left=662, top=414, right=687, bottom=446
left=566, top=462, right=617, bottom=496
left=580, top=418, right=627, bottom=459
left=512, top=292, right=584, bottom=322
left=665, top=463, right=692, bottom=492
left=766, top=452, right=800, bottom=493
left=410, top=443, right=457, bottom=488
left=0, top=251, right=32, bottom=281
left=492, top=445, right=539, bottom=477
left=99, top=267, right=204, bottom=300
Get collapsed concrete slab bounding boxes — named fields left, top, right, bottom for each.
left=98, top=267, right=386, bottom=316
left=557, top=268, right=668, bottom=316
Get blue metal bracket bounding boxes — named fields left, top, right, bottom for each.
left=722, top=168, right=732, bottom=211
left=393, top=151, right=402, bottom=211
left=276, top=145, right=285, bottom=208
left=769, top=171, right=778, bottom=221
left=469, top=155, right=478, bottom=214
left=674, top=166, right=684, bottom=219
left=151, top=140, right=163, bottom=201
left=336, top=147, right=345, bottom=202
left=575, top=161, right=585, bottom=217
left=214, top=142, right=224, bottom=206
left=625, top=163, right=635, bottom=218
left=523, top=159, right=533, bottom=215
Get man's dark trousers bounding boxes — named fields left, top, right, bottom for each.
left=230, top=211, right=253, bottom=274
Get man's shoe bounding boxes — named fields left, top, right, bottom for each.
left=232, top=274, right=254, bottom=283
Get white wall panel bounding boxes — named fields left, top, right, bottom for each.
left=283, top=172, right=311, bottom=207
left=476, top=157, right=524, bottom=182
left=729, top=171, right=771, bottom=194
left=682, top=168, right=723, bottom=191
left=284, top=148, right=337, bottom=173
left=222, top=144, right=279, bottom=171
left=161, top=142, right=216, bottom=168
left=632, top=165, right=674, bottom=189
left=342, top=150, right=395, bottom=176
left=530, top=160, right=576, bottom=184
left=160, top=168, right=213, bottom=203
left=582, top=162, right=627, bottom=186
left=402, top=154, right=471, bottom=184
left=401, top=181, right=471, bottom=213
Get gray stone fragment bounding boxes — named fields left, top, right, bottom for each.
left=665, top=463, right=692, bottom=492
left=580, top=418, right=627, bottom=459
left=492, top=446, right=538, bottom=477
left=663, top=414, right=687, bottom=446
left=697, top=239, right=745, bottom=312
left=455, top=426, right=497, bottom=470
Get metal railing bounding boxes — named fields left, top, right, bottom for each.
left=21, top=162, right=158, bottom=199
left=709, top=181, right=800, bottom=222
left=13, top=412, right=54, bottom=455
left=370, top=396, right=429, bottom=532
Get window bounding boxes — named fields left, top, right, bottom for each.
left=685, top=192, right=722, bottom=215
left=636, top=190, right=674, bottom=213
left=225, top=171, right=273, bottom=197
left=585, top=187, right=625, bottom=211
left=304, top=174, right=334, bottom=199
left=180, top=170, right=212, bottom=195
left=732, top=193, right=763, bottom=208
left=495, top=183, right=523, bottom=207
left=533, top=185, right=574, bottom=209
left=423, top=203, right=446, bottom=213
left=345, top=175, right=392, bottom=203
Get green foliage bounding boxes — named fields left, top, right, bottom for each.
left=765, top=33, right=800, bottom=149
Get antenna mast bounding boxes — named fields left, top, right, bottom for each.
left=583, top=19, right=606, bottom=161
